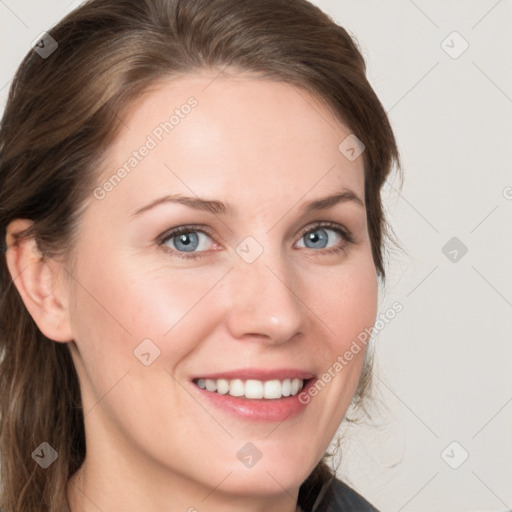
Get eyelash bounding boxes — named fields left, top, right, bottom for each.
left=157, top=221, right=356, bottom=260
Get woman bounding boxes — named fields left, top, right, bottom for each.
left=0, top=0, right=401, bottom=510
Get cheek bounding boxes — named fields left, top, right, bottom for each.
left=69, top=248, right=229, bottom=370
left=302, top=252, right=378, bottom=425
left=312, top=255, right=378, bottom=356
left=66, top=251, right=222, bottom=437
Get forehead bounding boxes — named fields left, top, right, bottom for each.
left=95, top=72, right=365, bottom=214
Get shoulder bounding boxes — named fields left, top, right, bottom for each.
left=315, top=477, right=380, bottom=512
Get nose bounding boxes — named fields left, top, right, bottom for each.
left=225, top=247, right=309, bottom=346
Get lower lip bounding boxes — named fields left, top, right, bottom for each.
left=191, top=379, right=317, bottom=422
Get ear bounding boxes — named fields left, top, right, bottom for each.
left=5, top=219, right=74, bottom=343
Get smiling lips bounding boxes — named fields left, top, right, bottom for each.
left=191, top=368, right=316, bottom=401
left=194, top=377, right=306, bottom=399
left=191, top=369, right=317, bottom=421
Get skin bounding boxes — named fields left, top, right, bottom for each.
left=6, top=72, right=378, bottom=512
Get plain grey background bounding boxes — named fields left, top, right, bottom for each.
left=1, top=1, right=511, bottom=511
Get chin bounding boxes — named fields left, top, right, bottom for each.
left=210, top=458, right=313, bottom=497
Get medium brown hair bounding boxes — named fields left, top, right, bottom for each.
left=0, top=0, right=401, bottom=510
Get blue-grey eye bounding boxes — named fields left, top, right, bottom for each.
left=164, top=230, right=211, bottom=253
left=298, top=227, right=342, bottom=250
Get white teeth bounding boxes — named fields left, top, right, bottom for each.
left=245, top=379, right=264, bottom=399
left=195, top=377, right=305, bottom=399
left=205, top=379, right=217, bottom=392
left=216, top=378, right=230, bottom=395
left=229, top=379, right=244, bottom=397
left=263, top=380, right=282, bottom=399
left=291, top=378, right=301, bottom=395
left=281, top=378, right=292, bottom=397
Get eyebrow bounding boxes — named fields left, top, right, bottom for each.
left=130, top=188, right=364, bottom=219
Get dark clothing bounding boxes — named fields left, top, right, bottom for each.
left=302, top=476, right=380, bottom=512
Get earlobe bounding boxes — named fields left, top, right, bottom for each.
left=5, top=219, right=74, bottom=343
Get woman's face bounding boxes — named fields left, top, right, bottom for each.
left=63, top=73, right=377, bottom=506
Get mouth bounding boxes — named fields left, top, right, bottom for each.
left=189, top=368, right=317, bottom=421
left=192, top=377, right=311, bottom=400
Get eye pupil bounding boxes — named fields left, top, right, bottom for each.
left=305, top=228, right=328, bottom=249
left=174, top=232, right=199, bottom=252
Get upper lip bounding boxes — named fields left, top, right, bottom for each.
left=192, top=368, right=316, bottom=381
